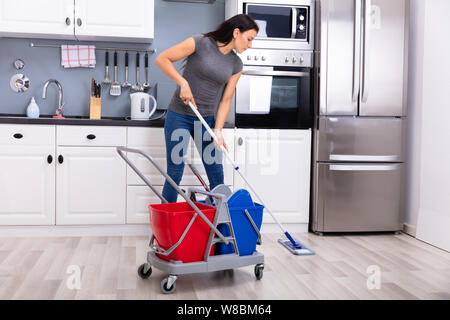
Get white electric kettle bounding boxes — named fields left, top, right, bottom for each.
left=130, top=92, right=157, bottom=120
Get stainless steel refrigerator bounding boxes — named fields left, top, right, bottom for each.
left=311, top=0, right=409, bottom=233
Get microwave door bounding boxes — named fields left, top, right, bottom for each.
left=246, top=4, right=293, bottom=39
left=358, top=0, right=407, bottom=117
left=320, top=0, right=360, bottom=116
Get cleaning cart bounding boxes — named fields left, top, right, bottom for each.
left=116, top=146, right=264, bottom=294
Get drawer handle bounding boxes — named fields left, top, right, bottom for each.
left=58, top=155, right=64, bottom=164
left=86, top=134, right=96, bottom=140
left=47, top=155, right=53, bottom=164
left=13, top=133, right=23, bottom=139
left=237, top=137, right=243, bottom=146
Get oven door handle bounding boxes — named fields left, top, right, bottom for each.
left=243, top=70, right=310, bottom=77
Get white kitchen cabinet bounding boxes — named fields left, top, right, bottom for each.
left=234, top=129, right=312, bottom=224
left=74, top=0, right=154, bottom=42
left=0, top=0, right=154, bottom=43
left=0, top=125, right=56, bottom=225
left=55, top=126, right=127, bottom=225
left=56, top=146, right=126, bottom=225
left=0, top=0, right=75, bottom=40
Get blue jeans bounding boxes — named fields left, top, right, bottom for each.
left=162, top=109, right=224, bottom=203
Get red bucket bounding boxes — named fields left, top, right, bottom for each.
left=149, top=202, right=216, bottom=263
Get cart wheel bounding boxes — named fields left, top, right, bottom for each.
left=161, top=277, right=176, bottom=294
left=137, top=263, right=152, bottom=279
left=254, top=264, right=264, bottom=280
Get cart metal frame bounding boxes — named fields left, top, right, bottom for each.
left=116, top=147, right=264, bottom=294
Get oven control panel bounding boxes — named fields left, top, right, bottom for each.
left=238, top=49, right=313, bottom=68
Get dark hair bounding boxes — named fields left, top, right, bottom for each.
left=204, top=14, right=259, bottom=45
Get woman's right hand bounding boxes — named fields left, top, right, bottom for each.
left=180, top=80, right=197, bottom=108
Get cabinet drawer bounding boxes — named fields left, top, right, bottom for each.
left=0, top=124, right=55, bottom=146
left=57, top=126, right=126, bottom=146
left=127, top=127, right=164, bottom=146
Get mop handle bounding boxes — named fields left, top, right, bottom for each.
left=188, top=102, right=287, bottom=234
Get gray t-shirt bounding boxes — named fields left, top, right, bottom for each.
left=168, top=35, right=243, bottom=117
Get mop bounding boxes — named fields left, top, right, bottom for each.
left=187, top=102, right=315, bottom=255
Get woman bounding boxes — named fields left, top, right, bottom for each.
left=155, top=14, right=259, bottom=203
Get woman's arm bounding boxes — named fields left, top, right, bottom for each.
left=213, top=71, right=242, bottom=151
left=154, top=37, right=197, bottom=106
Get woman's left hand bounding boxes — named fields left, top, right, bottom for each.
left=213, top=128, right=229, bottom=152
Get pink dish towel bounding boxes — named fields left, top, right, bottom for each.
left=61, top=45, right=96, bottom=68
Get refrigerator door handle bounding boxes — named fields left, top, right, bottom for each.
left=352, top=0, right=362, bottom=102
left=361, top=0, right=371, bottom=103
left=329, top=154, right=399, bottom=162
left=329, top=164, right=399, bottom=171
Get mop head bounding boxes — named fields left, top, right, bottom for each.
left=278, top=238, right=315, bottom=255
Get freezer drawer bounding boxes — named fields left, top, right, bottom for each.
left=314, top=162, right=404, bottom=232
left=317, top=117, right=405, bottom=162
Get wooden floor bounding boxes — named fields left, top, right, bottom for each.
left=0, top=232, right=449, bottom=300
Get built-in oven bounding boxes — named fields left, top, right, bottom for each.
left=235, top=49, right=313, bottom=129
left=226, top=0, right=315, bottom=50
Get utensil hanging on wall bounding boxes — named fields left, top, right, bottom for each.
left=110, top=51, right=121, bottom=96
left=102, top=52, right=111, bottom=84
left=132, top=52, right=144, bottom=92
left=143, top=53, right=150, bottom=91
left=122, top=52, right=131, bottom=88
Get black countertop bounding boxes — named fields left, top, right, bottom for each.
left=0, top=110, right=235, bottom=128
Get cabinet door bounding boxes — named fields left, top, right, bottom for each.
left=0, top=146, right=55, bottom=225
left=234, top=129, right=311, bottom=224
left=56, top=147, right=126, bottom=225
left=0, top=0, right=75, bottom=39
left=74, top=0, right=154, bottom=42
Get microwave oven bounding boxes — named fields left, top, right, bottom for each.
left=225, top=0, right=315, bottom=50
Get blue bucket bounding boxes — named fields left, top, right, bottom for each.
left=216, top=203, right=264, bottom=256
left=215, top=189, right=264, bottom=256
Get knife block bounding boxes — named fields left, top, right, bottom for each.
left=89, top=97, right=101, bottom=119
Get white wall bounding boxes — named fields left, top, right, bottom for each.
left=406, top=0, right=450, bottom=251
left=405, top=0, right=425, bottom=233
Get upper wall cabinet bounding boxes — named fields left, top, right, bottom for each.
left=0, top=0, right=154, bottom=43
left=0, top=0, right=75, bottom=40
left=74, top=0, right=154, bottom=43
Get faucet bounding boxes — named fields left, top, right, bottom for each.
left=42, top=79, right=64, bottom=118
